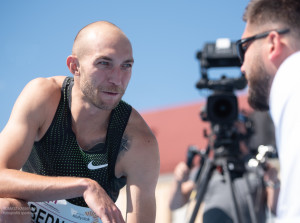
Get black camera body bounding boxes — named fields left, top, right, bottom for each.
left=196, top=38, right=247, bottom=126
left=196, top=39, right=248, bottom=156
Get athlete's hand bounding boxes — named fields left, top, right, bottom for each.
left=83, top=179, right=125, bottom=223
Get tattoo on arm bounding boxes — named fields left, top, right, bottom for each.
left=120, top=135, right=131, bottom=152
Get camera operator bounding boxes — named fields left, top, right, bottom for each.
left=237, top=0, right=300, bottom=221
left=169, top=111, right=280, bottom=223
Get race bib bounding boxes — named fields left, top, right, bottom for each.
left=28, top=200, right=102, bottom=223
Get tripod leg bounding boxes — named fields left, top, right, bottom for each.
left=186, top=159, right=215, bottom=223
left=221, top=159, right=244, bottom=223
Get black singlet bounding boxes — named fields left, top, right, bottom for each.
left=22, top=77, right=132, bottom=207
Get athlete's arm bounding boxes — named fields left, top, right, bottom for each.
left=0, top=77, right=124, bottom=222
left=0, top=77, right=85, bottom=198
left=119, top=110, right=160, bottom=223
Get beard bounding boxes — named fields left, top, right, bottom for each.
left=80, top=79, right=124, bottom=110
left=247, top=59, right=274, bottom=111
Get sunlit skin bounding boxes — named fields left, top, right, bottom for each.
left=67, top=22, right=134, bottom=111
left=0, top=22, right=159, bottom=223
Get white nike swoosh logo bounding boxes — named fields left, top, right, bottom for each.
left=87, top=162, right=108, bottom=170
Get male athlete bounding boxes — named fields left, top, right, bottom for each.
left=0, top=21, right=160, bottom=223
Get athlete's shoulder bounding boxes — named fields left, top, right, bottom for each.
left=23, top=76, right=66, bottom=100
left=26, top=76, right=66, bottom=91
left=14, top=76, right=68, bottom=118
left=17, top=76, right=69, bottom=140
left=126, top=106, right=158, bottom=148
left=119, top=105, right=160, bottom=180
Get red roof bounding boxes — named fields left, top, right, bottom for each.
left=141, top=94, right=252, bottom=174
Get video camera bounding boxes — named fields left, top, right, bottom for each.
left=196, top=38, right=247, bottom=125
left=185, top=39, right=271, bottom=223
left=195, top=38, right=249, bottom=156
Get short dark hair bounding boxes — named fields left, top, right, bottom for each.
left=244, top=0, right=300, bottom=37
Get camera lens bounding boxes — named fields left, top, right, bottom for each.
left=213, top=98, right=232, bottom=118
left=207, top=92, right=238, bottom=124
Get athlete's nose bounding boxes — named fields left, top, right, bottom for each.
left=108, top=67, right=122, bottom=86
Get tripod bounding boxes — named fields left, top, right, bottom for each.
left=185, top=146, right=259, bottom=223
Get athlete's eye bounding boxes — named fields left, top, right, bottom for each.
left=98, top=61, right=109, bottom=66
left=121, top=63, right=132, bottom=70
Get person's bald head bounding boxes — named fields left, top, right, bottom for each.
left=72, top=21, right=132, bottom=60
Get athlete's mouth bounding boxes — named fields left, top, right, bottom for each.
left=100, top=86, right=124, bottom=96
left=103, top=91, right=119, bottom=95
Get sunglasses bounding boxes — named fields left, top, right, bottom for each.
left=236, top=28, right=290, bottom=64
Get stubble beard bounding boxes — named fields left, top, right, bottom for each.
left=81, top=80, right=124, bottom=110
left=247, top=59, right=273, bottom=111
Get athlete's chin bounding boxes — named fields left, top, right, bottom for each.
left=96, top=94, right=123, bottom=110
left=101, top=104, right=119, bottom=110
left=98, top=99, right=122, bottom=110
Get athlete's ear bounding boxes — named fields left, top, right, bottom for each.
left=66, top=55, right=80, bottom=76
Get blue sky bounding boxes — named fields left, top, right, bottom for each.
left=0, top=1, right=248, bottom=130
